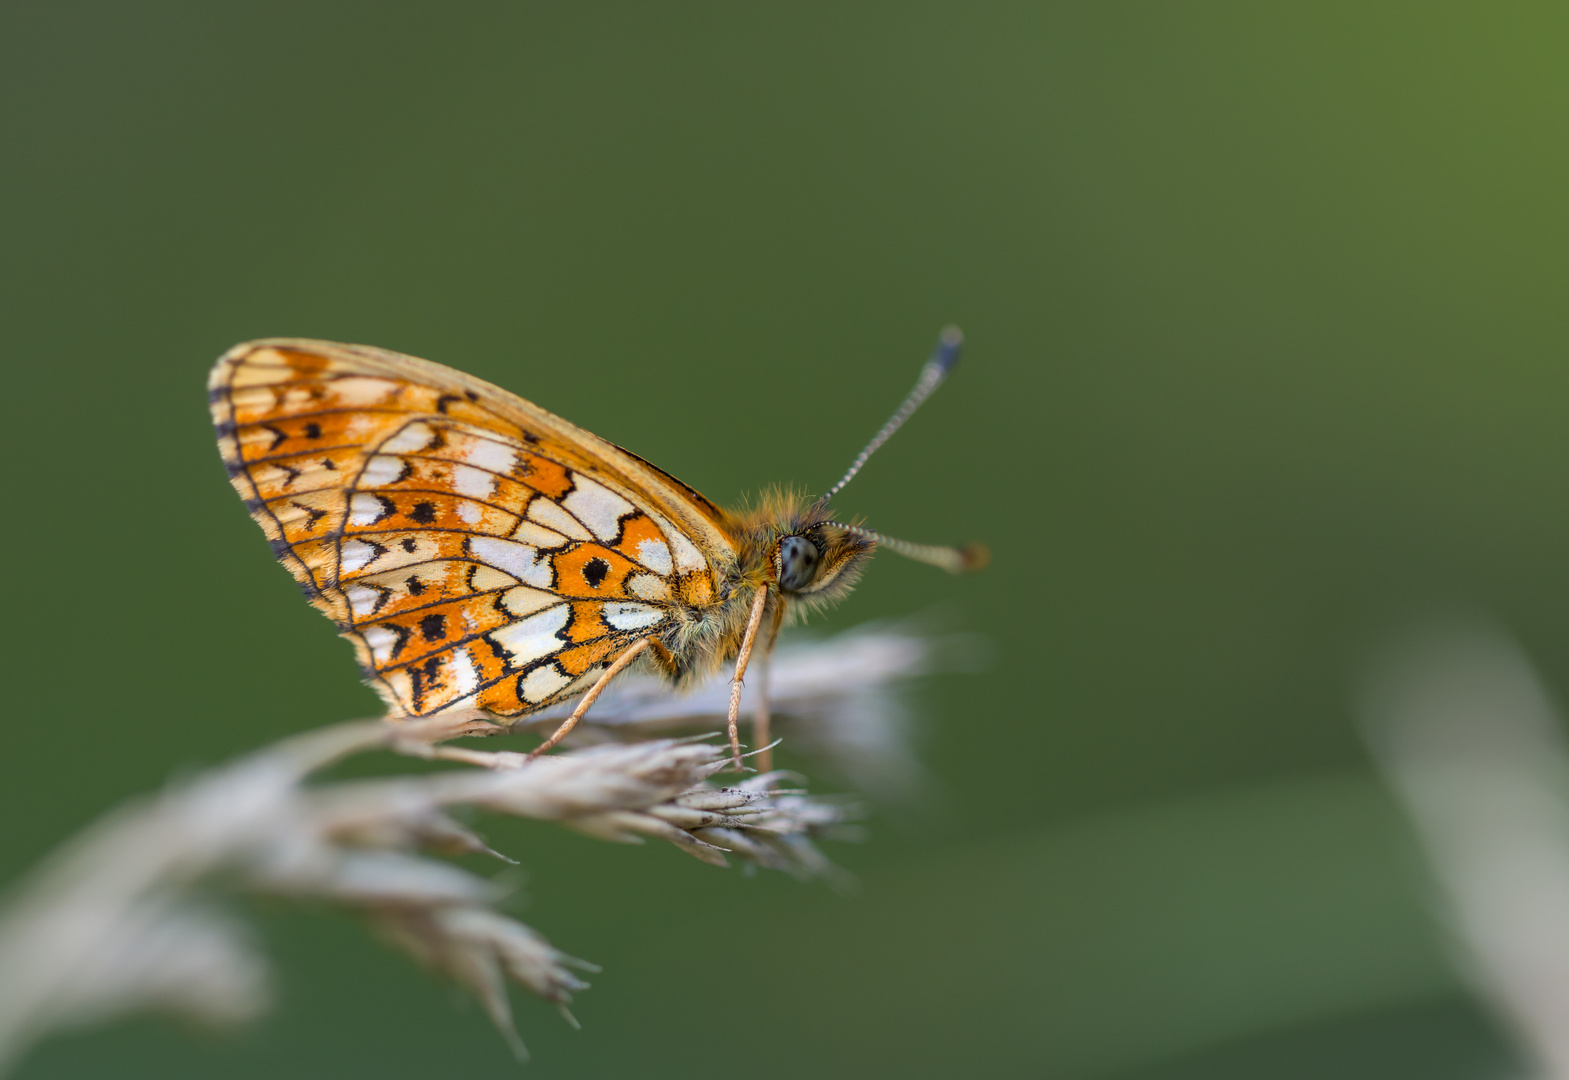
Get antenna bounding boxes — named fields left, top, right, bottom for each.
left=816, top=325, right=987, bottom=575
left=825, top=522, right=989, bottom=574
left=821, top=325, right=964, bottom=501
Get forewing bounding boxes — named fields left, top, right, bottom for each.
left=210, top=339, right=735, bottom=718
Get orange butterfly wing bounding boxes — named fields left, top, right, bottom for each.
left=209, top=339, right=737, bottom=718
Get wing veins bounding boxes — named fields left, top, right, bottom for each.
left=362, top=619, right=661, bottom=679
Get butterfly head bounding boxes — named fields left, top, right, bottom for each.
left=732, top=327, right=986, bottom=611
left=733, top=489, right=876, bottom=604
left=771, top=516, right=876, bottom=602
left=805, top=326, right=988, bottom=582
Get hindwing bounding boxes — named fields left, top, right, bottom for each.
left=209, top=339, right=737, bottom=718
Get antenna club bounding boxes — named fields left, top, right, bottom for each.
left=932, top=325, right=964, bottom=373
left=820, top=326, right=968, bottom=501
left=958, top=543, right=990, bottom=572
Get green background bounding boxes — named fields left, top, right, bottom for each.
left=3, top=3, right=1565, bottom=1076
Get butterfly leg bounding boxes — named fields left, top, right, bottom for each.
left=526, top=637, right=657, bottom=759
left=752, top=656, right=773, bottom=773
left=751, top=600, right=786, bottom=772
left=725, top=587, right=772, bottom=771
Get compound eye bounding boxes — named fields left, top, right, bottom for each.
left=777, top=534, right=820, bottom=592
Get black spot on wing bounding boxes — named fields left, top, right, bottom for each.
left=419, top=613, right=446, bottom=642
left=408, top=655, right=442, bottom=713
left=583, top=558, right=609, bottom=589
left=481, top=632, right=514, bottom=671
left=409, top=501, right=437, bottom=524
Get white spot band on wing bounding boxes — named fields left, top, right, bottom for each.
left=346, top=583, right=384, bottom=618
left=634, top=538, right=673, bottom=575
left=468, top=536, right=552, bottom=588
left=330, top=377, right=400, bottom=406
left=500, top=585, right=558, bottom=617
left=562, top=474, right=633, bottom=541
left=230, top=354, right=293, bottom=387
left=489, top=604, right=569, bottom=666
left=602, top=602, right=666, bottom=632
left=627, top=573, right=671, bottom=602
left=361, top=623, right=399, bottom=664
left=521, top=663, right=571, bottom=704
left=648, top=510, right=707, bottom=572
left=528, top=497, right=593, bottom=541
left=451, top=463, right=496, bottom=501
left=379, top=422, right=438, bottom=454
left=349, top=492, right=388, bottom=527
left=448, top=646, right=480, bottom=697
left=462, top=436, right=519, bottom=475
left=467, top=564, right=516, bottom=593
left=340, top=538, right=382, bottom=573
left=510, top=519, right=568, bottom=548
left=359, top=455, right=406, bottom=488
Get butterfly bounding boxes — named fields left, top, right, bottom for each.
left=209, top=330, right=985, bottom=770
